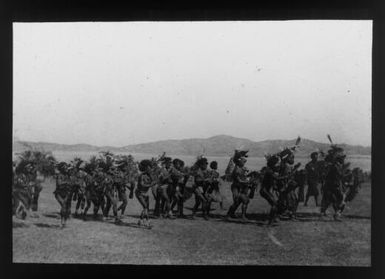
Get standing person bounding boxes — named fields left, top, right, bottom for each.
left=113, top=160, right=133, bottom=217
left=170, top=158, right=187, bottom=218
left=294, top=169, right=307, bottom=206
left=157, top=157, right=175, bottom=218
left=72, top=162, right=88, bottom=217
left=320, top=146, right=346, bottom=221
left=84, top=167, right=107, bottom=219
left=226, top=155, right=251, bottom=221
left=126, top=156, right=138, bottom=200
left=304, top=152, right=321, bottom=206
left=103, top=167, right=120, bottom=223
left=24, top=162, right=41, bottom=218
left=29, top=169, right=43, bottom=215
left=135, top=159, right=155, bottom=228
left=317, top=152, right=328, bottom=196
left=150, top=158, right=162, bottom=218
left=191, top=157, right=210, bottom=220
left=277, top=150, right=302, bottom=219
left=81, top=164, right=96, bottom=218
left=206, top=161, right=224, bottom=213
left=54, top=162, right=73, bottom=228
left=13, top=160, right=40, bottom=218
left=12, top=161, right=35, bottom=219
left=274, top=149, right=296, bottom=218
left=259, top=155, right=281, bottom=225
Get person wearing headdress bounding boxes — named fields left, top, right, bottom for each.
left=28, top=163, right=44, bottom=215
left=170, top=158, right=188, bottom=218
left=275, top=148, right=302, bottom=219
left=71, top=161, right=88, bottom=216
left=83, top=166, right=107, bottom=219
left=149, top=158, right=162, bottom=218
left=54, top=162, right=74, bottom=227
left=119, top=155, right=138, bottom=201
left=114, top=160, right=132, bottom=217
left=157, top=156, right=175, bottom=218
left=226, top=154, right=251, bottom=221
left=135, top=159, right=155, bottom=228
left=205, top=161, right=224, bottom=212
left=12, top=161, right=35, bottom=219
left=191, top=157, right=211, bottom=220
left=102, top=165, right=121, bottom=223
left=223, top=150, right=249, bottom=182
left=320, top=146, right=347, bottom=221
left=304, top=152, right=321, bottom=206
left=80, top=161, right=97, bottom=218
left=228, top=150, right=249, bottom=203
left=18, top=159, right=41, bottom=217
left=259, top=155, right=281, bottom=224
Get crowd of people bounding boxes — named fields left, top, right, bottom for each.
left=12, top=137, right=367, bottom=228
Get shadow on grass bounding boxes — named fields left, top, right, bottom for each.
left=72, top=214, right=93, bottom=221
left=211, top=213, right=268, bottom=226
left=125, top=211, right=269, bottom=225
left=125, top=213, right=154, bottom=219
left=42, top=213, right=60, bottom=219
left=44, top=212, right=117, bottom=222
left=294, top=212, right=371, bottom=222
left=344, top=214, right=371, bottom=220
left=79, top=214, right=153, bottom=225
left=114, top=221, right=152, bottom=230
left=13, top=221, right=29, bottom=228
left=124, top=213, right=181, bottom=220
left=294, top=212, right=330, bottom=222
left=217, top=218, right=267, bottom=226
left=34, top=223, right=61, bottom=229
left=61, top=211, right=370, bottom=227
left=209, top=212, right=347, bottom=224
left=79, top=214, right=107, bottom=222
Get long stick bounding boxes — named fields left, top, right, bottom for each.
left=327, top=134, right=333, bottom=145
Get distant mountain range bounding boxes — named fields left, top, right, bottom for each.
left=13, top=135, right=371, bottom=157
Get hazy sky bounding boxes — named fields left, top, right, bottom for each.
left=13, top=21, right=372, bottom=147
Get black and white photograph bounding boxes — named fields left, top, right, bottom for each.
left=12, top=20, right=372, bottom=265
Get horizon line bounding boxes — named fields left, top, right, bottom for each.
left=13, top=134, right=372, bottom=149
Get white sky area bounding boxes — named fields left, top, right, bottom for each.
left=13, top=21, right=372, bottom=147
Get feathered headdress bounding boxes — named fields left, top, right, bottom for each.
left=324, top=135, right=346, bottom=163
left=277, top=136, right=301, bottom=158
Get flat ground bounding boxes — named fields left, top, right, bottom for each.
left=13, top=177, right=371, bottom=265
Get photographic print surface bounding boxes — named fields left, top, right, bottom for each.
left=12, top=21, right=371, bottom=265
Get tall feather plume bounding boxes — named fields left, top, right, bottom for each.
left=295, top=136, right=301, bottom=146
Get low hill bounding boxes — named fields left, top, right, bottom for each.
left=13, top=135, right=371, bottom=157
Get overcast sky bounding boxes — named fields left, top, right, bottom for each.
left=13, top=21, right=372, bottom=147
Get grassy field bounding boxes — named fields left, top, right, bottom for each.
left=13, top=173, right=371, bottom=265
